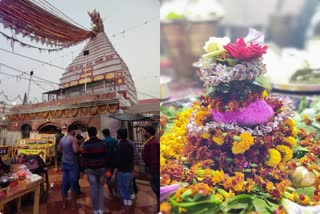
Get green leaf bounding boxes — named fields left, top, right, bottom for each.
left=253, top=76, right=271, bottom=90
left=293, top=146, right=309, bottom=153
left=252, top=198, right=272, bottom=214
left=296, top=186, right=315, bottom=199
left=298, top=97, right=308, bottom=113
left=181, top=189, right=192, bottom=200
left=220, top=194, right=254, bottom=213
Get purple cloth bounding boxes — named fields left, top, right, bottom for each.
left=210, top=99, right=274, bottom=126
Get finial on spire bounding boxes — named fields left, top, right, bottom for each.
left=88, top=9, right=104, bottom=34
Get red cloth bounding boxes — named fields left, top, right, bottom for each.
left=142, top=137, right=159, bottom=175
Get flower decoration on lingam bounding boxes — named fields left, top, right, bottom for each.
left=160, top=29, right=320, bottom=212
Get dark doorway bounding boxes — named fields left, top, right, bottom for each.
left=70, top=121, right=87, bottom=132
left=38, top=124, right=58, bottom=134
left=21, top=124, right=32, bottom=139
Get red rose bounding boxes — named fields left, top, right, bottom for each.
left=224, top=38, right=267, bottom=60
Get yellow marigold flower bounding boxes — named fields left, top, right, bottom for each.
left=178, top=207, right=187, bottom=213
left=217, top=188, right=235, bottom=200
left=265, top=148, right=282, bottom=167
left=214, top=193, right=224, bottom=201
left=288, top=192, right=298, bottom=201
left=284, top=118, right=295, bottom=130
left=212, top=136, right=224, bottom=145
left=195, top=108, right=211, bottom=126
left=276, top=145, right=293, bottom=161
left=246, top=178, right=255, bottom=192
left=266, top=181, right=274, bottom=192
left=292, top=127, right=299, bottom=137
left=262, top=90, right=268, bottom=98
left=160, top=155, right=166, bottom=168
left=201, top=131, right=210, bottom=139
left=212, top=169, right=224, bottom=185
left=160, top=202, right=172, bottom=214
left=299, top=194, right=310, bottom=205
left=284, top=136, right=297, bottom=149
left=231, top=132, right=255, bottom=155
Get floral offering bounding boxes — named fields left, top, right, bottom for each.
left=160, top=29, right=320, bottom=213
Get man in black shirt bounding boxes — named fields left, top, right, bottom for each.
left=111, top=128, right=134, bottom=213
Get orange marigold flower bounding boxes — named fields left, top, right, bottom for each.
left=190, top=183, right=213, bottom=197
left=300, top=157, right=309, bottom=166
left=265, top=148, right=281, bottom=167
left=222, top=175, right=233, bottom=190
left=175, top=187, right=187, bottom=202
left=203, top=168, right=213, bottom=178
left=231, top=132, right=255, bottom=154
left=212, top=169, right=224, bottom=185
left=160, top=202, right=172, bottom=214
left=233, top=172, right=245, bottom=192
left=316, top=114, right=320, bottom=122
left=276, top=179, right=292, bottom=196
left=276, top=145, right=293, bottom=161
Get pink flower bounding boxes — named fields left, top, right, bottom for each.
left=223, top=38, right=268, bottom=60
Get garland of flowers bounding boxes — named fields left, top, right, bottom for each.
left=89, top=106, right=98, bottom=115
left=80, top=107, right=88, bottom=115
left=107, top=103, right=119, bottom=114
left=55, top=110, right=63, bottom=118
left=62, top=109, right=70, bottom=117
left=97, top=105, right=106, bottom=115
left=70, top=108, right=78, bottom=117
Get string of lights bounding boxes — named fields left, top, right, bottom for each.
left=0, top=63, right=59, bottom=85
left=0, top=48, right=65, bottom=70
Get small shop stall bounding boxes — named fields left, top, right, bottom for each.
left=15, top=137, right=55, bottom=166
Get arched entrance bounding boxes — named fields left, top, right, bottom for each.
left=21, top=124, right=32, bottom=139
left=38, top=123, right=58, bottom=134
left=70, top=121, right=87, bottom=132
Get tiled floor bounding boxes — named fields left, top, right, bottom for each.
left=6, top=168, right=157, bottom=214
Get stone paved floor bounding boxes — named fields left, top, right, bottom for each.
left=9, top=168, right=157, bottom=214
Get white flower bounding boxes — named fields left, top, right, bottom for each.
left=282, top=198, right=320, bottom=214
left=291, top=166, right=315, bottom=188
left=203, top=37, right=230, bottom=53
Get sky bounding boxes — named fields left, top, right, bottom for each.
left=0, top=0, right=160, bottom=104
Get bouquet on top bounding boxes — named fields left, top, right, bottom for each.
left=160, top=29, right=320, bottom=214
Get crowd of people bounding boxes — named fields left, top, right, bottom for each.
left=55, top=124, right=160, bottom=214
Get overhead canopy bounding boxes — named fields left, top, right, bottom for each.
left=108, top=113, right=149, bottom=121
left=0, top=0, right=103, bottom=48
